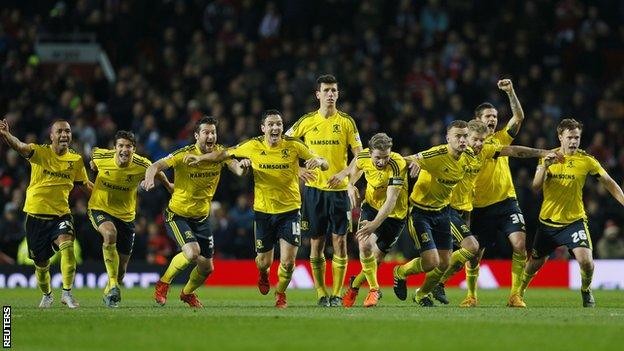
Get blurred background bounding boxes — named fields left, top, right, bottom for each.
left=1, top=0, right=624, bottom=267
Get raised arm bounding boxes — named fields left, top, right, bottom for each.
left=144, top=159, right=170, bottom=191
left=598, top=173, right=624, bottom=207
left=498, top=79, right=525, bottom=136
left=0, top=118, right=32, bottom=157
left=356, top=186, right=401, bottom=239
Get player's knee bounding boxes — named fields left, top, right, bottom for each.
left=186, top=251, right=200, bottom=263
left=102, top=230, right=117, bottom=244
left=56, top=234, right=73, bottom=244
left=509, top=235, right=526, bottom=252
left=358, top=243, right=373, bottom=257
left=421, top=256, right=440, bottom=272
left=256, top=255, right=272, bottom=271
left=578, top=259, right=594, bottom=272
left=35, top=259, right=49, bottom=267
left=462, top=238, right=479, bottom=255
left=280, top=260, right=295, bottom=271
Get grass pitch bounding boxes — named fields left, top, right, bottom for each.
left=4, top=287, right=623, bottom=351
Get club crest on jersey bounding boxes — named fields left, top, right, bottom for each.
left=281, top=149, right=290, bottom=158
left=66, top=161, right=74, bottom=170
left=332, top=124, right=341, bottom=133
left=566, top=160, right=574, bottom=168
left=126, top=174, right=133, bottom=182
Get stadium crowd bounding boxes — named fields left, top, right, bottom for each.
left=1, top=0, right=624, bottom=264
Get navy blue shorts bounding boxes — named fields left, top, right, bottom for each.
left=449, top=207, right=473, bottom=247
left=164, top=208, right=214, bottom=258
left=408, top=205, right=452, bottom=253
left=359, top=204, right=405, bottom=253
left=471, top=198, right=525, bottom=249
left=531, top=219, right=592, bottom=259
left=88, top=209, right=135, bottom=255
left=24, top=213, right=74, bottom=261
left=254, top=210, right=302, bottom=253
left=301, top=186, right=351, bottom=237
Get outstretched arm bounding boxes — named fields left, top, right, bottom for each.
left=498, top=79, right=525, bottom=136
left=0, top=118, right=32, bottom=157
left=598, top=173, right=624, bottom=207
left=500, top=146, right=564, bottom=160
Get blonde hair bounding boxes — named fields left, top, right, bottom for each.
left=468, top=119, right=488, bottom=134
left=369, top=133, right=393, bottom=151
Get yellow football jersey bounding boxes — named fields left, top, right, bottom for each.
left=165, top=144, right=226, bottom=218
left=228, top=136, right=316, bottom=214
left=88, top=148, right=152, bottom=222
left=473, top=127, right=516, bottom=208
left=410, top=145, right=474, bottom=211
left=23, top=144, right=88, bottom=216
left=286, top=110, right=361, bottom=191
left=356, top=149, right=408, bottom=219
left=450, top=144, right=503, bottom=211
left=539, top=149, right=606, bottom=225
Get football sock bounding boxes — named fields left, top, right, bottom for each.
left=59, top=241, right=76, bottom=290
left=102, top=243, right=119, bottom=289
left=182, top=266, right=208, bottom=295
left=510, top=252, right=527, bottom=295
left=276, top=263, right=294, bottom=293
left=331, top=255, right=348, bottom=296
left=310, top=256, right=328, bottom=298
left=360, top=255, right=378, bottom=290
left=34, top=263, right=51, bottom=295
left=161, top=252, right=191, bottom=284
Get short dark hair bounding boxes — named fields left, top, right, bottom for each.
left=114, top=130, right=136, bottom=147
left=316, top=74, right=338, bottom=90
left=261, top=109, right=282, bottom=124
left=50, top=119, right=70, bottom=128
left=195, top=116, right=218, bottom=133
left=474, top=102, right=496, bottom=119
left=447, top=120, right=469, bottom=131
left=557, top=118, right=583, bottom=135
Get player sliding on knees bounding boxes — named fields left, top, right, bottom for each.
left=185, top=110, right=328, bottom=308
